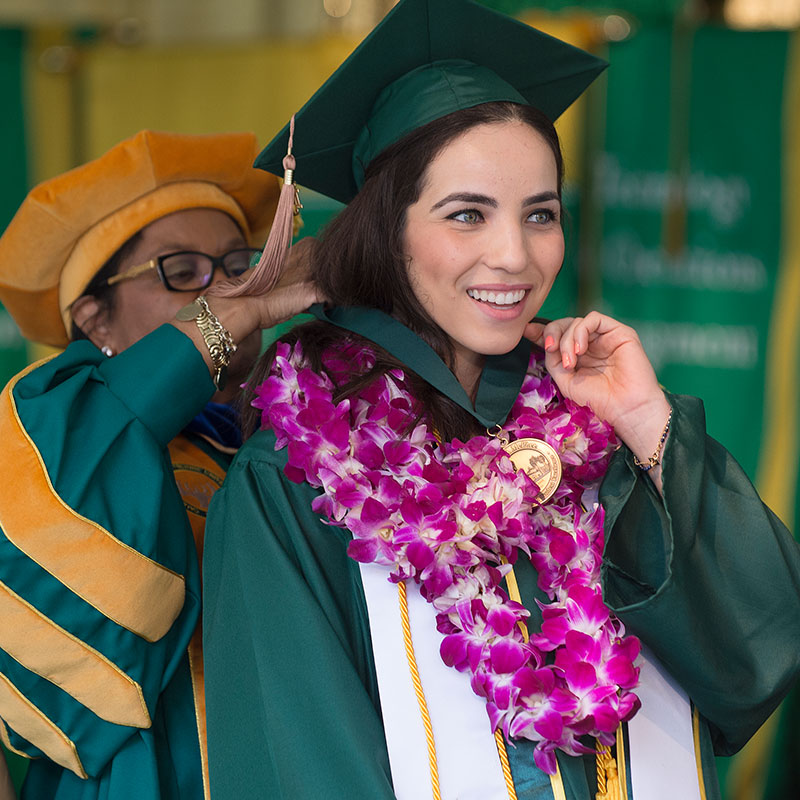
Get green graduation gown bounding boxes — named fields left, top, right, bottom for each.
left=203, top=309, right=800, bottom=800
left=0, top=324, right=225, bottom=800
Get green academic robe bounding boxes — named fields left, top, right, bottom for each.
left=0, top=324, right=221, bottom=800
left=203, top=308, right=800, bottom=800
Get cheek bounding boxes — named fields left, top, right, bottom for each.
left=407, top=234, right=470, bottom=292
left=111, top=285, right=189, bottom=346
left=538, top=233, right=565, bottom=278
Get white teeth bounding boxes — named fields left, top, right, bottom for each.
left=467, top=288, right=525, bottom=306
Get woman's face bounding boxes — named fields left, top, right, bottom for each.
left=403, top=120, right=564, bottom=389
left=97, top=208, right=261, bottom=389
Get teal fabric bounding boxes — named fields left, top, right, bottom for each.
left=0, top=324, right=216, bottom=800
left=602, top=393, right=800, bottom=756
left=203, top=313, right=800, bottom=799
left=310, top=303, right=530, bottom=426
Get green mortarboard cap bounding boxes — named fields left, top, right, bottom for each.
left=256, top=0, right=606, bottom=204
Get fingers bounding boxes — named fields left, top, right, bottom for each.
left=538, top=312, right=618, bottom=370
left=278, top=237, right=316, bottom=287
left=523, top=320, right=547, bottom=345
left=256, top=280, right=320, bottom=329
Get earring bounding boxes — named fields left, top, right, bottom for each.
left=101, top=345, right=114, bottom=357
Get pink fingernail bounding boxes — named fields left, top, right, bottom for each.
left=545, top=335, right=554, bottom=350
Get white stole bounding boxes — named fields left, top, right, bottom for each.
left=360, top=564, right=704, bottom=800
left=628, top=648, right=703, bottom=800
left=360, top=562, right=509, bottom=799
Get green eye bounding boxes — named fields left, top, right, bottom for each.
left=452, top=209, right=482, bottom=224
left=530, top=209, right=556, bottom=224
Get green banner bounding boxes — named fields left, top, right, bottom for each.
left=0, top=28, right=29, bottom=389
left=598, top=25, right=787, bottom=480
left=597, top=24, right=797, bottom=800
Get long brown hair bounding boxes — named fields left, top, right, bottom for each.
left=241, top=102, right=563, bottom=439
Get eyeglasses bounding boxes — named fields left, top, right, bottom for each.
left=105, top=248, right=261, bottom=292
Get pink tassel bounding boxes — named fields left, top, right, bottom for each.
left=213, top=116, right=298, bottom=298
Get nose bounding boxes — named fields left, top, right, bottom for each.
left=208, top=263, right=228, bottom=288
left=187, top=260, right=225, bottom=301
left=483, top=220, right=529, bottom=274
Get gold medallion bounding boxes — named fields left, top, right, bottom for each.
left=502, top=437, right=562, bottom=504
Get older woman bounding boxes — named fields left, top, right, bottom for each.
left=203, top=1, right=800, bottom=798
left=0, top=130, right=317, bottom=799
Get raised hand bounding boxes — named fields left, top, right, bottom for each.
left=525, top=312, right=672, bottom=489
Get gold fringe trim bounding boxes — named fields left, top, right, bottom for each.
left=596, top=740, right=623, bottom=800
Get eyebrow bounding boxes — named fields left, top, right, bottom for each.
left=430, top=190, right=560, bottom=212
left=523, top=191, right=560, bottom=206
left=142, top=239, right=247, bottom=258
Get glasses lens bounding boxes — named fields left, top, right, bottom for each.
left=161, top=253, right=212, bottom=290
left=223, top=249, right=260, bottom=277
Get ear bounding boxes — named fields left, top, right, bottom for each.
left=70, top=295, right=114, bottom=351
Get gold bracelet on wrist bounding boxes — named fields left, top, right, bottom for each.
left=175, top=295, right=237, bottom=391
left=632, top=407, right=673, bottom=471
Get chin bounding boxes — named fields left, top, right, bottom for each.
left=471, top=330, right=526, bottom=356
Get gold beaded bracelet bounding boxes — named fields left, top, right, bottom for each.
left=175, top=295, right=237, bottom=391
left=632, top=407, right=673, bottom=471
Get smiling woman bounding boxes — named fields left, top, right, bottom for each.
left=404, top=120, right=564, bottom=394
left=201, top=0, right=800, bottom=798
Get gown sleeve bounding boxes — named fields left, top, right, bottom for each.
left=202, top=428, right=394, bottom=799
left=600, top=392, right=800, bottom=755
left=0, top=324, right=212, bottom=779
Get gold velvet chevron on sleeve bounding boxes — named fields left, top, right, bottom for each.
left=0, top=672, right=86, bottom=778
left=0, top=362, right=186, bottom=643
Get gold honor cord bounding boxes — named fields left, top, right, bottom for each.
left=493, top=729, right=520, bottom=800
left=397, top=580, right=442, bottom=800
left=397, top=581, right=520, bottom=800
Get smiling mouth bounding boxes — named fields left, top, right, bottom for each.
left=466, top=288, right=526, bottom=307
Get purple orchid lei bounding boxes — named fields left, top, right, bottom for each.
left=253, top=338, right=641, bottom=775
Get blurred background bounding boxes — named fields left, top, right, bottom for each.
left=0, top=0, right=797, bottom=797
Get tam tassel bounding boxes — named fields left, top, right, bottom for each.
left=213, top=116, right=300, bottom=298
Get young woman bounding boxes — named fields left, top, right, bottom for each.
left=0, top=130, right=318, bottom=799
left=203, top=1, right=800, bottom=797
